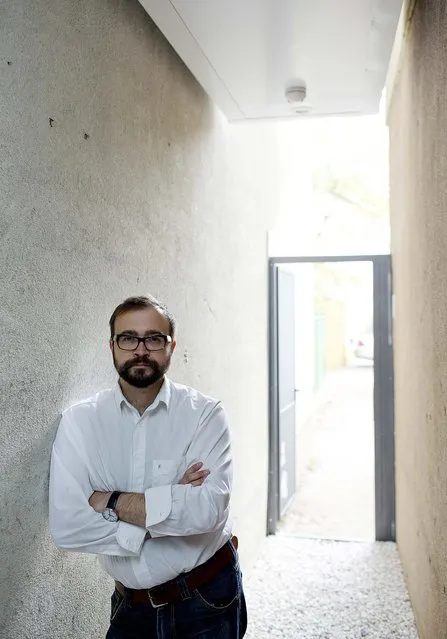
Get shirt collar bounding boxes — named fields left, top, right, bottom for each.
left=114, top=377, right=171, bottom=414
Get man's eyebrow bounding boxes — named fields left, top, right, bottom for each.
left=119, top=330, right=165, bottom=336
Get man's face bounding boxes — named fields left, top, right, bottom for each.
left=110, top=308, right=176, bottom=389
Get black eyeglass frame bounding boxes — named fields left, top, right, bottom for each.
left=112, top=333, right=173, bottom=352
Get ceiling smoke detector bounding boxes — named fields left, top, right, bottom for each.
left=285, top=85, right=307, bottom=104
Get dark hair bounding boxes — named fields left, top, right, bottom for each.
left=109, top=295, right=177, bottom=338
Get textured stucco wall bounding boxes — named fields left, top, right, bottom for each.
left=0, top=1, right=302, bottom=636
left=388, top=1, right=447, bottom=637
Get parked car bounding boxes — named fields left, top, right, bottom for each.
left=353, top=333, right=374, bottom=360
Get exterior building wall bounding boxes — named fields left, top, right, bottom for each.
left=388, top=1, right=447, bottom=636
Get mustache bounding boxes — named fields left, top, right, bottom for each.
left=124, top=357, right=155, bottom=369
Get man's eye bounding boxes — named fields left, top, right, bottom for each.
left=121, top=335, right=136, bottom=343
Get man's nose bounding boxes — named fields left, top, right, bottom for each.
left=135, top=341, right=150, bottom=356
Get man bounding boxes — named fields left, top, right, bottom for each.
left=49, top=295, right=247, bottom=638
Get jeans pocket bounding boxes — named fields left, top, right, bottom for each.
left=193, top=563, right=240, bottom=612
left=110, top=590, right=126, bottom=624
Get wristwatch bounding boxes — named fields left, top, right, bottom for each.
left=102, top=491, right=121, bottom=523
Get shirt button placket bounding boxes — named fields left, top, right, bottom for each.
left=132, top=414, right=147, bottom=491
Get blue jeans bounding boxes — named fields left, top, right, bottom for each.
left=105, top=553, right=247, bottom=638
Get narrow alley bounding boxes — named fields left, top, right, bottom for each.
left=283, top=364, right=375, bottom=541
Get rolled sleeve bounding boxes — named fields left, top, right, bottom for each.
left=145, top=485, right=172, bottom=535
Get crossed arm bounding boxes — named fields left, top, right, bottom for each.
left=88, top=463, right=210, bottom=528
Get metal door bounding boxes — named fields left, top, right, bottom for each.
left=277, top=267, right=297, bottom=517
left=373, top=255, right=395, bottom=541
left=267, top=265, right=296, bottom=532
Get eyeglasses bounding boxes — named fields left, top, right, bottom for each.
left=113, top=333, right=172, bottom=352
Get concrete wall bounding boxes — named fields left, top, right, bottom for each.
left=0, top=1, right=302, bottom=636
left=388, top=1, right=447, bottom=637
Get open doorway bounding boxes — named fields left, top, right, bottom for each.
left=267, top=254, right=394, bottom=542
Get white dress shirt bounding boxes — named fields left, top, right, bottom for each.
left=49, top=378, right=233, bottom=589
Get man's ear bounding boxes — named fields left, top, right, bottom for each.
left=109, top=339, right=114, bottom=353
left=171, top=339, right=177, bottom=354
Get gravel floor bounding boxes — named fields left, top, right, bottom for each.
left=244, top=535, right=419, bottom=639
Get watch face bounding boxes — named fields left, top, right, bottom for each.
left=102, top=508, right=118, bottom=523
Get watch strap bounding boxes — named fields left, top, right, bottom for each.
left=106, top=491, right=121, bottom=511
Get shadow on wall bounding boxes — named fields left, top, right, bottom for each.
left=0, top=11, right=219, bottom=629
left=0, top=4, right=218, bottom=631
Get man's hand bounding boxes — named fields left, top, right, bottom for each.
left=179, top=462, right=210, bottom=487
left=89, top=490, right=112, bottom=513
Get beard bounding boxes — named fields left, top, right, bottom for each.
left=114, top=354, right=169, bottom=389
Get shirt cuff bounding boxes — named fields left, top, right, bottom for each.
left=145, top=485, right=172, bottom=535
left=115, top=521, right=146, bottom=555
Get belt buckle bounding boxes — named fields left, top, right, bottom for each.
left=146, top=590, right=167, bottom=609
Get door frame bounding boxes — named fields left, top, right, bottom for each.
left=267, top=254, right=395, bottom=541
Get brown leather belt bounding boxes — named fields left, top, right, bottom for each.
left=115, top=536, right=238, bottom=608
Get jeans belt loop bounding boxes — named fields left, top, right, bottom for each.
left=177, top=575, right=192, bottom=602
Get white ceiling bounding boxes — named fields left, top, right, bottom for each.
left=139, top=0, right=403, bottom=121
